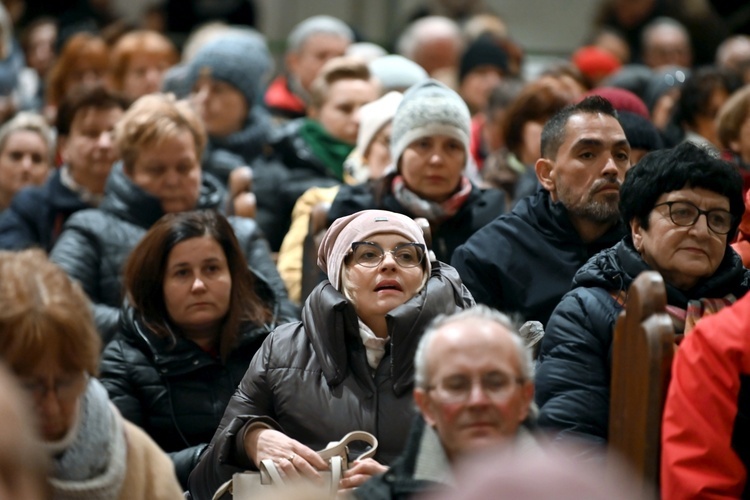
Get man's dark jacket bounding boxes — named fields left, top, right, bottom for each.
left=451, top=189, right=626, bottom=326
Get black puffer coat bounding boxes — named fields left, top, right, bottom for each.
left=100, top=286, right=278, bottom=488
left=328, top=173, right=505, bottom=265
left=536, top=238, right=750, bottom=451
left=187, top=261, right=474, bottom=500
left=250, top=118, right=343, bottom=251
left=50, top=163, right=296, bottom=342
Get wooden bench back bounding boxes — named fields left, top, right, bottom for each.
left=608, top=271, right=674, bottom=493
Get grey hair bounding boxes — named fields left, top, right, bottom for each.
left=287, top=15, right=354, bottom=54
left=0, top=112, right=55, bottom=163
left=414, top=304, right=533, bottom=390
left=396, top=16, right=462, bottom=60
left=641, top=17, right=690, bottom=49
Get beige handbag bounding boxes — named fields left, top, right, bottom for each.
left=212, top=431, right=379, bottom=499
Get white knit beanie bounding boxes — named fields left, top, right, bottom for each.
left=390, top=79, right=471, bottom=171
left=356, top=91, right=403, bottom=154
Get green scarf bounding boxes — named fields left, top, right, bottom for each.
left=298, top=119, right=354, bottom=181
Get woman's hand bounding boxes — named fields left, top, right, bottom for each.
left=338, top=458, right=388, bottom=492
left=244, top=428, right=328, bottom=481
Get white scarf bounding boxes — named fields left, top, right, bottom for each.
left=358, top=319, right=389, bottom=370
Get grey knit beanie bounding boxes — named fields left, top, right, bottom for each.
left=187, top=32, right=271, bottom=107
left=390, top=79, right=471, bottom=171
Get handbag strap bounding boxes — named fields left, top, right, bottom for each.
left=257, top=454, right=345, bottom=494
left=317, top=430, right=379, bottom=463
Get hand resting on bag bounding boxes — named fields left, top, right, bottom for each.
left=244, top=428, right=329, bottom=481
left=338, top=458, right=389, bottom=492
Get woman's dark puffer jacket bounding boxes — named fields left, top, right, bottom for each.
left=49, top=163, right=297, bottom=342
left=187, top=261, right=475, bottom=500
left=535, top=238, right=750, bottom=454
left=100, top=299, right=275, bottom=488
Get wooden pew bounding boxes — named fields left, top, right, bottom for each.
left=608, top=270, right=674, bottom=494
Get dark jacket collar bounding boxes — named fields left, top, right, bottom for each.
left=573, top=237, right=750, bottom=307
left=513, top=189, right=626, bottom=249
left=100, top=162, right=227, bottom=228
left=301, top=261, right=472, bottom=396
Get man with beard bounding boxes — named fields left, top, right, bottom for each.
left=452, top=96, right=630, bottom=328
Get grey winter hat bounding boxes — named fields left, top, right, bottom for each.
left=390, top=79, right=471, bottom=171
left=187, top=32, right=272, bottom=107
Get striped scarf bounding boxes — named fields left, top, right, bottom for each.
left=666, top=295, right=737, bottom=336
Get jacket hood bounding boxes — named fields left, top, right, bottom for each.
left=300, top=260, right=473, bottom=396
left=573, top=237, right=750, bottom=305
left=100, top=162, right=227, bottom=228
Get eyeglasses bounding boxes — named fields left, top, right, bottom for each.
left=19, top=372, right=88, bottom=402
left=349, top=241, right=426, bottom=268
left=427, top=372, right=526, bottom=404
left=654, top=201, right=734, bottom=235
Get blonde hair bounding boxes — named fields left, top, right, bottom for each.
left=0, top=249, right=100, bottom=377
left=717, top=84, right=750, bottom=150
left=0, top=111, right=55, bottom=163
left=309, top=56, right=374, bottom=110
left=115, top=93, right=206, bottom=173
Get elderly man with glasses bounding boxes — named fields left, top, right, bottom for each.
left=355, top=305, right=538, bottom=499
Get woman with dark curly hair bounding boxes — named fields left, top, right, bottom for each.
left=536, top=141, right=750, bottom=454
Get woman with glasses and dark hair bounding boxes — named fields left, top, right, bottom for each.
left=535, top=141, right=750, bottom=455
left=188, top=209, right=474, bottom=499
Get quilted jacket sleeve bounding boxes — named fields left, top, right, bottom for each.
left=100, top=339, right=145, bottom=427
left=187, top=328, right=284, bottom=500
left=229, top=216, right=299, bottom=322
left=535, top=287, right=619, bottom=454
left=50, top=213, right=121, bottom=343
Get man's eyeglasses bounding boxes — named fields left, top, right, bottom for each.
left=654, top=201, right=734, bottom=235
left=19, top=372, right=89, bottom=402
left=426, top=372, right=526, bottom=404
left=349, top=241, right=426, bottom=268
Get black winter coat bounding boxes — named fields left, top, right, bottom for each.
left=49, top=163, right=296, bottom=342
left=451, top=189, right=626, bottom=327
left=0, top=167, right=92, bottom=251
left=536, top=238, right=750, bottom=451
left=100, top=301, right=275, bottom=488
left=187, top=261, right=474, bottom=500
left=250, top=118, right=342, bottom=251
left=354, top=417, right=445, bottom=500
left=328, top=173, right=505, bottom=265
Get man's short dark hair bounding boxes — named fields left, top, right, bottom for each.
left=620, top=142, right=744, bottom=238
left=55, top=84, right=129, bottom=137
left=540, top=95, right=618, bottom=159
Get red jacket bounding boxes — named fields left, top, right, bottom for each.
left=661, top=292, right=750, bottom=499
left=264, top=75, right=306, bottom=121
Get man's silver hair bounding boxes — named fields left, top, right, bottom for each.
left=396, top=16, right=462, bottom=60
left=287, top=15, right=354, bottom=54
left=641, top=16, right=690, bottom=49
left=414, top=304, right=533, bottom=390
